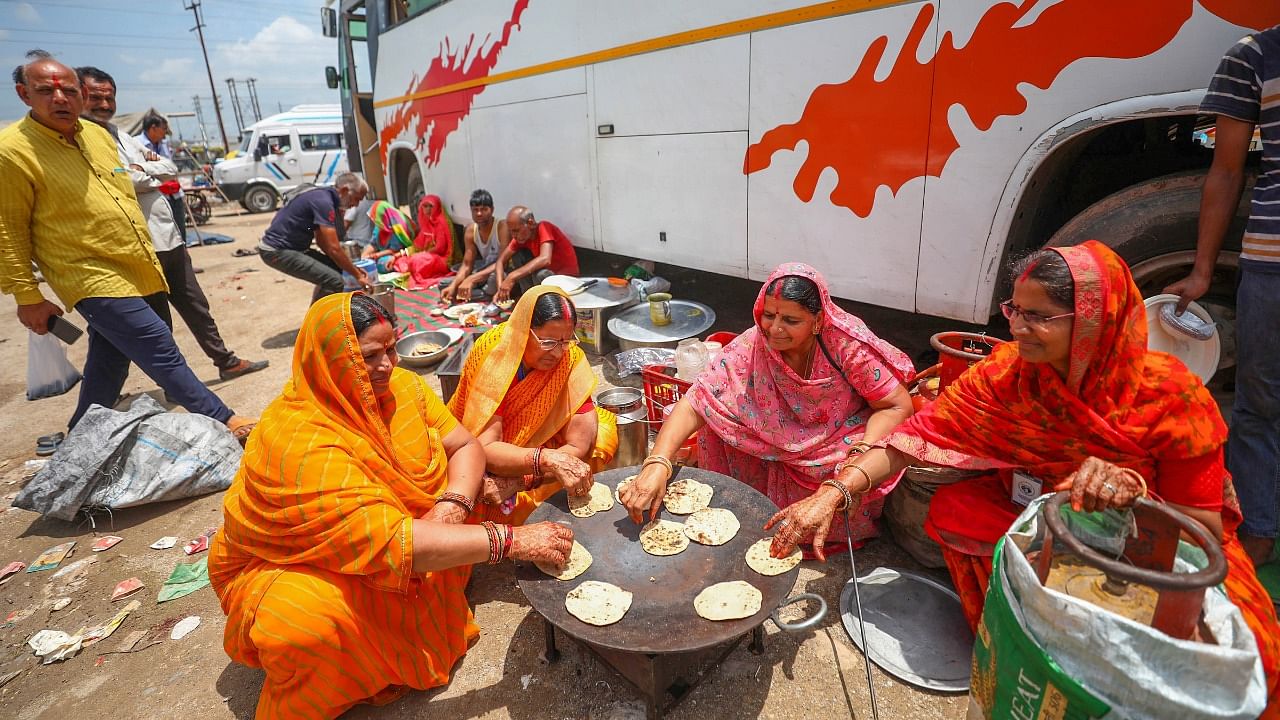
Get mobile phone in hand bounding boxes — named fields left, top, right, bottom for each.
left=47, top=315, right=84, bottom=345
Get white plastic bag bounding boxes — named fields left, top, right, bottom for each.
left=26, top=330, right=81, bottom=400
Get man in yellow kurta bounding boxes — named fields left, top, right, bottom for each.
left=0, top=52, right=251, bottom=435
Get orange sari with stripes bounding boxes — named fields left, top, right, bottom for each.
left=209, top=293, right=478, bottom=719
left=886, top=241, right=1280, bottom=714
left=448, top=286, right=617, bottom=525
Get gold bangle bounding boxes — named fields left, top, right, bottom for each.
left=1119, top=468, right=1148, bottom=497
left=845, top=464, right=874, bottom=494
left=821, top=479, right=853, bottom=512
left=642, top=455, right=674, bottom=480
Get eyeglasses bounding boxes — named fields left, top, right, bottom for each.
left=530, top=328, right=578, bottom=351
left=1000, top=300, right=1074, bottom=329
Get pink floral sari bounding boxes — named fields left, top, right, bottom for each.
left=687, top=263, right=915, bottom=552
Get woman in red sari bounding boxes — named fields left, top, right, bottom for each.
left=768, top=241, right=1279, bottom=712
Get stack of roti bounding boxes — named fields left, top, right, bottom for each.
left=694, top=580, right=762, bottom=621
left=568, top=483, right=615, bottom=518
left=535, top=540, right=593, bottom=581
left=683, top=508, right=740, bottom=546
left=663, top=478, right=713, bottom=515
left=744, top=538, right=802, bottom=576
left=565, top=581, right=633, bottom=626
left=639, top=519, right=689, bottom=556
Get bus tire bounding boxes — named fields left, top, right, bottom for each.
left=1045, top=171, right=1248, bottom=383
left=404, top=162, right=424, bottom=210
left=243, top=184, right=279, bottom=214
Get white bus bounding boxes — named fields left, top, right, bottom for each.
left=325, top=0, right=1276, bottom=377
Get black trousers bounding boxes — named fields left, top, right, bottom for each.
left=155, top=245, right=238, bottom=370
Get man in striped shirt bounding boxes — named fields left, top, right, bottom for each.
left=0, top=52, right=254, bottom=439
left=1168, top=27, right=1280, bottom=566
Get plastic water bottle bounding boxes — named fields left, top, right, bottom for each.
left=674, top=339, right=710, bottom=382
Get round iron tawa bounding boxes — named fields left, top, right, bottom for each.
left=839, top=566, right=972, bottom=693
left=607, top=300, right=716, bottom=344
left=516, top=466, right=798, bottom=655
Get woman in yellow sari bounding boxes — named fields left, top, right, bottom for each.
left=448, top=286, right=618, bottom=524
left=209, top=293, right=573, bottom=719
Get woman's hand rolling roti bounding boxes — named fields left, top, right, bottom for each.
left=764, top=488, right=851, bottom=562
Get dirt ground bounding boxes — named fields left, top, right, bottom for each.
left=0, top=206, right=967, bottom=719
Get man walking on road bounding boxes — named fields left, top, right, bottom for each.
left=1167, top=27, right=1280, bottom=567
left=0, top=52, right=255, bottom=438
left=77, top=66, right=268, bottom=383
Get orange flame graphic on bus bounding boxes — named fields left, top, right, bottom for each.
left=380, top=0, right=530, bottom=168
left=744, top=0, right=1279, bottom=218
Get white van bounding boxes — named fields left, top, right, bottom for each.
left=213, top=104, right=348, bottom=213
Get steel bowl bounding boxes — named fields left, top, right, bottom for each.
left=396, top=330, right=453, bottom=368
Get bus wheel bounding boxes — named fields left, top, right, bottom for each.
left=1046, top=171, right=1246, bottom=387
left=243, top=184, right=279, bottom=213
left=405, top=162, right=424, bottom=209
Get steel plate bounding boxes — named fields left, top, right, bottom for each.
left=839, top=566, right=972, bottom=693
left=607, top=300, right=716, bottom=343
left=516, top=466, right=797, bottom=655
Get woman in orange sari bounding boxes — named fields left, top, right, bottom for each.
left=767, top=241, right=1279, bottom=711
left=448, top=286, right=618, bottom=524
left=209, top=293, right=573, bottom=719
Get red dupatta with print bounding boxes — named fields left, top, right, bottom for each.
left=887, top=240, right=1235, bottom=547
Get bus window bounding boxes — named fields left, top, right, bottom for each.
left=381, top=0, right=447, bottom=29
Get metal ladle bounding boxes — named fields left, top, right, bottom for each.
left=842, top=505, right=879, bottom=720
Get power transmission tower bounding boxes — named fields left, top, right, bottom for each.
left=245, top=78, right=262, bottom=122
left=191, top=95, right=210, bottom=145
left=184, top=0, right=229, bottom=151
left=225, top=77, right=245, bottom=136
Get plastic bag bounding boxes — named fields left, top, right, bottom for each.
left=612, top=348, right=675, bottom=377
left=968, top=496, right=1267, bottom=719
left=26, top=330, right=81, bottom=400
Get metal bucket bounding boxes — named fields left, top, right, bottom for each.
left=340, top=240, right=362, bottom=261
left=371, top=283, right=396, bottom=318
left=596, top=387, right=648, bottom=469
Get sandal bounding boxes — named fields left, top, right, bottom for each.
left=232, top=247, right=260, bottom=257
left=226, top=416, right=258, bottom=446
left=36, top=432, right=65, bottom=456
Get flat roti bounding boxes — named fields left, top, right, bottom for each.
left=745, top=538, right=802, bottom=576
left=694, top=580, right=762, bottom=621
left=569, top=483, right=613, bottom=518
left=535, top=540, right=592, bottom=581
left=663, top=478, right=713, bottom=515
left=683, top=508, right=740, bottom=546
left=565, top=581, right=633, bottom=626
left=615, top=475, right=637, bottom=505
left=639, top=519, right=690, bottom=556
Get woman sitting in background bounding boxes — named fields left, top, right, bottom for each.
left=209, top=293, right=572, bottom=718
left=766, top=242, right=1279, bottom=711
left=620, top=263, right=915, bottom=556
left=362, top=200, right=414, bottom=273
left=448, top=287, right=618, bottom=524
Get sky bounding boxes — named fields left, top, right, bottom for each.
left=0, top=0, right=339, bottom=146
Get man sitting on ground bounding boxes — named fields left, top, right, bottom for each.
left=494, top=206, right=580, bottom=304
left=258, top=173, right=370, bottom=303
left=441, top=189, right=508, bottom=305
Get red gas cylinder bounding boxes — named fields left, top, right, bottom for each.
left=929, top=332, right=1002, bottom=390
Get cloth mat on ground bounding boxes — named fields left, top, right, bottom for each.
left=394, top=286, right=509, bottom=337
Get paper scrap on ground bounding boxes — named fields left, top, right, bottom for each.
left=170, top=615, right=201, bottom=640
left=51, top=597, right=71, bottom=611
left=0, top=669, right=20, bottom=688
left=28, top=630, right=82, bottom=664
left=113, top=629, right=147, bottom=653
left=111, top=577, right=144, bottom=601
left=4, top=605, right=36, bottom=626
left=183, top=528, right=217, bottom=556
left=150, top=536, right=178, bottom=550
left=158, top=557, right=210, bottom=603
left=27, top=541, right=75, bottom=572
left=91, top=536, right=123, bottom=552
left=0, top=561, right=24, bottom=584
left=81, top=600, right=140, bottom=647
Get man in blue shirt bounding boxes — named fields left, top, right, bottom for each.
left=137, top=114, right=171, bottom=158
left=258, top=173, right=370, bottom=302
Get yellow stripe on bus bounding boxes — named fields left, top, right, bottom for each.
left=373, top=0, right=915, bottom=109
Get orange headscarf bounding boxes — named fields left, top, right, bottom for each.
left=415, top=194, right=453, bottom=259
left=213, top=292, right=455, bottom=594
left=889, top=240, right=1226, bottom=490
left=448, top=286, right=617, bottom=521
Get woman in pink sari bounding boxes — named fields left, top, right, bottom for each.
left=620, top=263, right=915, bottom=555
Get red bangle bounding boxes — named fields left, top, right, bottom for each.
left=501, top=524, right=514, bottom=561
left=481, top=521, right=500, bottom=564
left=531, top=447, right=543, bottom=478
left=438, top=491, right=474, bottom=514
left=522, top=474, right=538, bottom=491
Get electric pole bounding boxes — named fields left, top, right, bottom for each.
left=246, top=78, right=262, bottom=122
left=184, top=0, right=229, bottom=151
left=225, top=77, right=245, bottom=136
